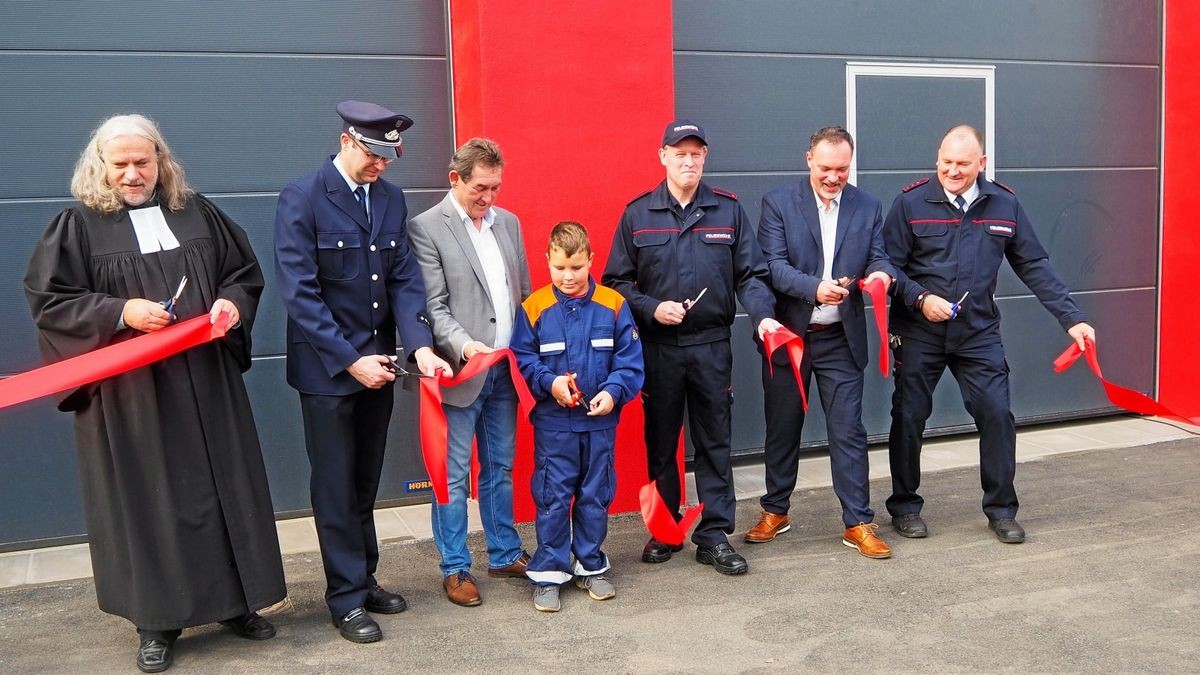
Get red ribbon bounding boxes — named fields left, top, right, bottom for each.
left=858, top=276, right=890, bottom=377
left=0, top=313, right=231, bottom=410
left=417, top=348, right=536, bottom=504
left=1053, top=338, right=1200, bottom=426
left=638, top=480, right=704, bottom=546
left=763, top=326, right=808, bottom=411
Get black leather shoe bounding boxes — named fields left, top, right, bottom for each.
left=332, top=607, right=382, bottom=644
left=892, top=513, right=929, bottom=538
left=641, top=539, right=684, bottom=563
left=136, top=639, right=173, bottom=673
left=989, top=518, right=1026, bottom=544
left=219, top=612, right=276, bottom=640
left=695, top=542, right=749, bottom=575
left=365, top=584, right=408, bottom=614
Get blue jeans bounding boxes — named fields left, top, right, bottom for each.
left=431, top=362, right=525, bottom=575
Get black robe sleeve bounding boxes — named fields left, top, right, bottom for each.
left=196, top=195, right=265, bottom=373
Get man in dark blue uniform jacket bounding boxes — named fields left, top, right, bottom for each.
left=747, top=126, right=896, bottom=560
left=884, top=124, right=1095, bottom=544
left=603, top=120, right=781, bottom=576
left=274, top=101, right=450, bottom=643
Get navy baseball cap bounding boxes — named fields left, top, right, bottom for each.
left=336, top=100, right=413, bottom=158
left=662, top=119, right=706, bottom=147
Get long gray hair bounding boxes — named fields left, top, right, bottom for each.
left=70, top=114, right=193, bottom=213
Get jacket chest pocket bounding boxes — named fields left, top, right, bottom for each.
left=589, top=325, right=615, bottom=374
left=538, top=331, right=568, bottom=374
left=317, top=231, right=361, bottom=281
left=631, top=229, right=675, bottom=274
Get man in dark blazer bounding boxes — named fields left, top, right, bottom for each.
left=274, top=100, right=450, bottom=644
left=407, top=138, right=532, bottom=607
left=748, top=126, right=896, bottom=559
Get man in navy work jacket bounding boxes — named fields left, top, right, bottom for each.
left=748, top=126, right=896, bottom=559
left=884, top=124, right=1095, bottom=544
left=274, top=100, right=450, bottom=643
left=603, top=119, right=781, bottom=576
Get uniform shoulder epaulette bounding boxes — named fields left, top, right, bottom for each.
left=901, top=177, right=930, bottom=192
left=626, top=188, right=654, bottom=206
left=712, top=186, right=739, bottom=200
left=993, top=180, right=1015, bottom=194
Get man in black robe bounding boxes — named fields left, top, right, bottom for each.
left=24, top=114, right=286, bottom=673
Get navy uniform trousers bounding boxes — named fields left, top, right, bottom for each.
left=527, top=427, right=617, bottom=584
left=299, top=385, right=394, bottom=619
left=761, top=322, right=873, bottom=527
left=643, top=339, right=735, bottom=547
left=886, top=334, right=1018, bottom=521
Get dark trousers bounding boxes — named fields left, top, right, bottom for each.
left=886, top=335, right=1018, bottom=521
left=299, top=386, right=394, bottom=619
left=761, top=323, right=873, bottom=527
left=642, top=340, right=734, bottom=547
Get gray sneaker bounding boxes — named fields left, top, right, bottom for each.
left=575, top=574, right=616, bottom=600
left=532, top=584, right=560, bottom=612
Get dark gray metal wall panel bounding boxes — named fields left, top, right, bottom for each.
left=0, top=400, right=82, bottom=550
left=855, top=77, right=986, bottom=171
left=674, top=53, right=845, bottom=173
left=242, top=359, right=430, bottom=514
left=0, top=54, right=452, bottom=200
left=0, top=2, right=451, bottom=549
left=0, top=1, right=447, bottom=56
left=678, top=53, right=1160, bottom=174
left=674, top=0, right=1161, bottom=65
left=996, top=64, right=1160, bottom=169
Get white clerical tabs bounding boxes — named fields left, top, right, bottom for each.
left=128, top=206, right=181, bottom=254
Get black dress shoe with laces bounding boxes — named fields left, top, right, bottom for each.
left=136, top=639, right=173, bottom=673
left=219, top=612, right=277, bottom=640
left=892, top=513, right=929, bottom=538
left=695, top=542, right=749, bottom=575
left=641, top=538, right=685, bottom=563
left=989, top=517, right=1026, bottom=543
left=333, top=607, right=382, bottom=643
left=365, top=584, right=408, bottom=614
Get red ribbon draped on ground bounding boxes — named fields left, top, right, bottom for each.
left=858, top=276, right=891, bottom=377
left=638, top=480, right=704, bottom=546
left=763, top=326, right=808, bottom=411
left=1053, top=338, right=1200, bottom=426
left=417, top=349, right=535, bottom=505
left=0, top=313, right=231, bottom=410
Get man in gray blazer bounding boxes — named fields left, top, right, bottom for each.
left=407, top=138, right=532, bottom=606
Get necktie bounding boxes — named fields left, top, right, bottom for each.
left=954, top=195, right=967, bottom=212
left=354, top=186, right=371, bottom=226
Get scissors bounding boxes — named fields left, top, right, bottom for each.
left=950, top=291, right=970, bottom=319
left=565, top=371, right=587, bottom=408
left=837, top=276, right=858, bottom=289
left=683, top=287, right=708, bottom=310
left=384, top=355, right=433, bottom=378
left=160, top=276, right=188, bottom=321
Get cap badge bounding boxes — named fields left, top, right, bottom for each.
left=385, top=129, right=400, bottom=141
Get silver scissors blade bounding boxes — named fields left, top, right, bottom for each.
left=685, top=287, right=708, bottom=309
left=171, top=276, right=188, bottom=304
left=957, top=290, right=970, bottom=304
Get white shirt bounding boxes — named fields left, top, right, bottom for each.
left=333, top=155, right=370, bottom=214
left=944, top=180, right=980, bottom=212
left=810, top=187, right=842, bottom=325
left=448, top=191, right=513, bottom=353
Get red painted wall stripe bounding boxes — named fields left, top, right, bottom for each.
left=1159, top=0, right=1200, bottom=414
left=448, top=0, right=675, bottom=520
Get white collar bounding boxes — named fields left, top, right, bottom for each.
left=333, top=154, right=368, bottom=195
left=448, top=191, right=496, bottom=229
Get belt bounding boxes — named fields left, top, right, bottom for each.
left=807, top=322, right=840, bottom=333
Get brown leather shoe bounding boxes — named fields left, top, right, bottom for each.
left=443, top=571, right=482, bottom=606
left=744, top=511, right=791, bottom=543
left=842, top=523, right=892, bottom=559
left=487, top=552, right=531, bottom=578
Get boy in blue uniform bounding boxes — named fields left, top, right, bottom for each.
left=510, top=221, right=644, bottom=612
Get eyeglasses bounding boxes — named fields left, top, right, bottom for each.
left=351, top=137, right=395, bottom=166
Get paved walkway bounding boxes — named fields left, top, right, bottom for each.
left=0, top=416, right=1197, bottom=672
